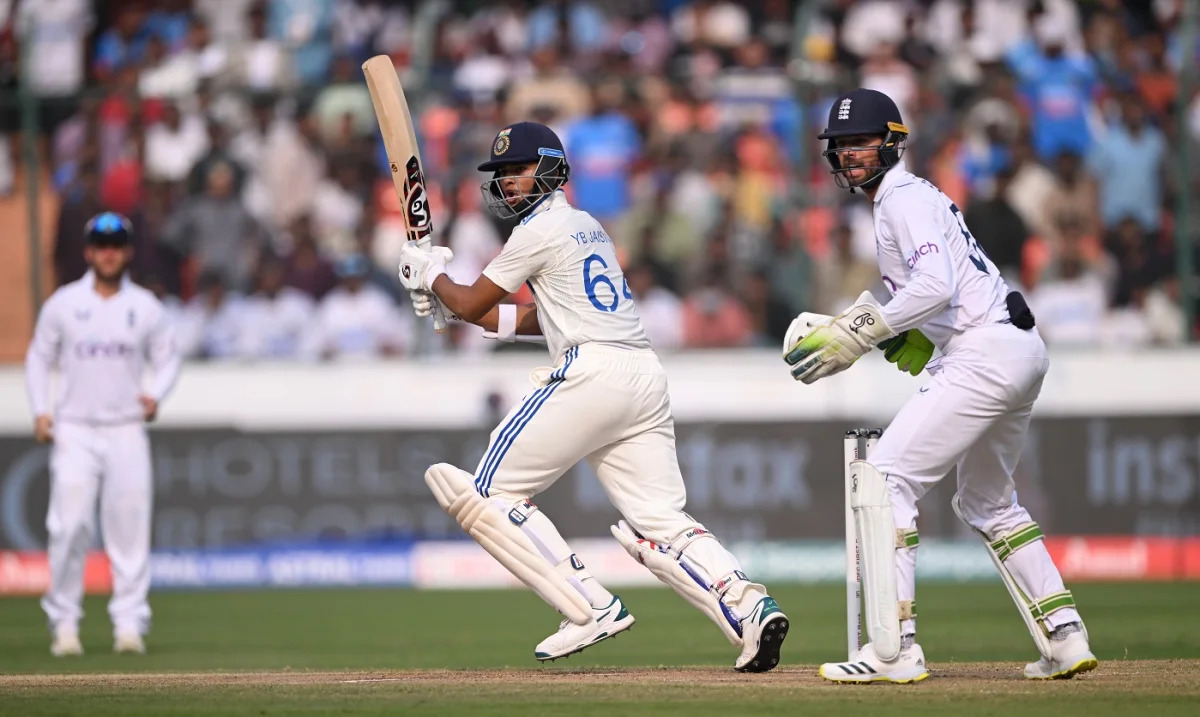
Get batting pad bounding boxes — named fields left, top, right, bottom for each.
left=849, top=459, right=901, bottom=662
left=426, top=463, right=592, bottom=625
left=611, top=522, right=743, bottom=646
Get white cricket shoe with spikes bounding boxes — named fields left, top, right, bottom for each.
left=735, top=597, right=789, bottom=673
left=534, top=595, right=635, bottom=662
left=819, top=641, right=930, bottom=684
left=1024, top=625, right=1098, bottom=679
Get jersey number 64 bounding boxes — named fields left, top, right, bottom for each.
left=583, top=254, right=633, bottom=312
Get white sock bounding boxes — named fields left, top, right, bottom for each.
left=577, top=575, right=614, bottom=609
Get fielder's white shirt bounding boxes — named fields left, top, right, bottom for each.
left=483, top=190, right=651, bottom=362
left=872, top=161, right=1012, bottom=349
left=25, top=271, right=181, bottom=424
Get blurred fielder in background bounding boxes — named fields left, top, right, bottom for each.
left=398, top=122, right=789, bottom=672
left=25, top=212, right=181, bottom=657
left=783, top=89, right=1098, bottom=683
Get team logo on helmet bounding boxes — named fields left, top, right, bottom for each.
left=837, top=98, right=852, bottom=120
left=493, top=127, right=512, bottom=156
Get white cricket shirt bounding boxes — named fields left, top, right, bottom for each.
left=483, top=190, right=651, bottom=362
left=872, top=162, right=1012, bottom=349
left=25, top=271, right=181, bottom=424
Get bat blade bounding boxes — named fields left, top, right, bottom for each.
left=362, top=54, right=448, bottom=333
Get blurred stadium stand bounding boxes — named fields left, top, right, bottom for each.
left=0, top=0, right=1197, bottom=362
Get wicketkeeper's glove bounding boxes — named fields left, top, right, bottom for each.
left=877, top=329, right=935, bottom=376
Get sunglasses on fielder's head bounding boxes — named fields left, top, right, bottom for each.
left=85, top=212, right=134, bottom=248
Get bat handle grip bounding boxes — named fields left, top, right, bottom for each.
left=413, top=236, right=450, bottom=334
left=432, top=302, right=449, bottom=334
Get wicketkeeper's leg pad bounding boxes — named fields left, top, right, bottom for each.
left=426, top=463, right=592, bottom=625
left=952, top=495, right=1085, bottom=660
left=610, top=521, right=748, bottom=646
left=849, top=459, right=901, bottom=662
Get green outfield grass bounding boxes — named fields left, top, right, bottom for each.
left=1, top=582, right=1198, bottom=715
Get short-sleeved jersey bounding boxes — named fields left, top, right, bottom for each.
left=873, top=162, right=1012, bottom=349
left=25, top=271, right=181, bottom=424
left=483, top=191, right=650, bottom=361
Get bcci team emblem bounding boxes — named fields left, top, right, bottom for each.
left=493, top=127, right=512, bottom=156
left=837, top=98, right=852, bottom=120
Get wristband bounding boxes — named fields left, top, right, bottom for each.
left=497, top=304, right=517, bottom=342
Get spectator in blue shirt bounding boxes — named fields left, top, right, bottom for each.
left=563, top=82, right=641, bottom=225
left=1087, top=94, right=1165, bottom=232
left=145, top=0, right=193, bottom=52
left=960, top=122, right=1013, bottom=198
left=527, top=0, right=609, bottom=54
left=270, top=0, right=333, bottom=86
left=93, top=5, right=151, bottom=81
left=1006, top=18, right=1098, bottom=161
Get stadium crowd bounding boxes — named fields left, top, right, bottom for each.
left=7, top=0, right=1198, bottom=359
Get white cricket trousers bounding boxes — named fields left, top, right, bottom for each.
left=42, top=421, right=153, bottom=636
left=868, top=324, right=1081, bottom=635
left=473, top=343, right=695, bottom=544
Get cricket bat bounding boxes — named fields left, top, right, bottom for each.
left=362, top=54, right=449, bottom=333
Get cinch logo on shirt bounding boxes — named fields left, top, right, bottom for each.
left=74, top=341, right=136, bottom=359
left=906, top=242, right=940, bottom=269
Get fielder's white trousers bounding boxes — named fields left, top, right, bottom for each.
left=474, top=343, right=696, bottom=545
left=42, top=421, right=153, bottom=636
left=868, top=324, right=1080, bottom=634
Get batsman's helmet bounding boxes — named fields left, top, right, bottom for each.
left=478, top=122, right=570, bottom=219
left=818, top=88, right=908, bottom=191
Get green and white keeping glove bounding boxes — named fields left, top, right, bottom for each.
left=784, top=302, right=896, bottom=384
left=877, top=329, right=935, bottom=376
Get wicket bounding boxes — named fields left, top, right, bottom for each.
left=843, top=427, right=882, bottom=660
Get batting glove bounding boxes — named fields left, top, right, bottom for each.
left=409, top=290, right=436, bottom=318
left=398, top=244, right=453, bottom=293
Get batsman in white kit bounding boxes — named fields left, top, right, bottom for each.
left=397, top=122, right=789, bottom=671
left=782, top=89, right=1098, bottom=683
left=25, top=212, right=181, bottom=656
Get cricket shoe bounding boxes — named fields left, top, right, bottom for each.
left=734, top=597, right=788, bottom=673
left=114, top=630, right=146, bottom=655
left=534, top=595, right=635, bottom=662
left=50, top=626, right=83, bottom=657
left=1024, top=624, right=1097, bottom=680
left=819, top=641, right=930, bottom=684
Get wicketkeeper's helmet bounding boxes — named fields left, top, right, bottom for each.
left=818, top=88, right=908, bottom=191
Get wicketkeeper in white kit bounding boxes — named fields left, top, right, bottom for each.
left=783, top=89, right=1098, bottom=682
left=25, top=212, right=181, bottom=656
left=398, top=122, right=789, bottom=671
